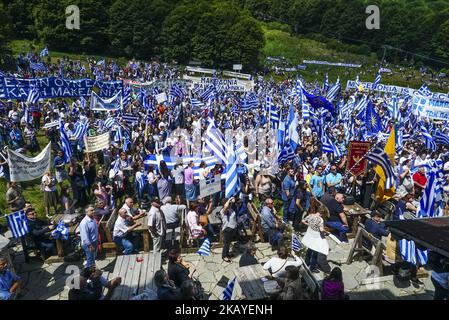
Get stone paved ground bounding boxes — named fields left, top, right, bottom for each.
left=4, top=229, right=436, bottom=300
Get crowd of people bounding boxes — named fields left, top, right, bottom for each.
left=1, top=49, right=449, bottom=301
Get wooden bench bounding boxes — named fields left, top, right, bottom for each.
left=165, top=208, right=184, bottom=248
left=111, top=252, right=162, bottom=300
left=346, top=223, right=388, bottom=275
left=100, top=209, right=118, bottom=257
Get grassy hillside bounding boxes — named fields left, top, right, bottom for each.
left=261, top=26, right=442, bottom=91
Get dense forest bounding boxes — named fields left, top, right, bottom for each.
left=1, top=0, right=449, bottom=70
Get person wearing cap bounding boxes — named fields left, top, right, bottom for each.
left=364, top=210, right=390, bottom=250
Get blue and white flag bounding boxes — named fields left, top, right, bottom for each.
left=59, top=121, right=73, bottom=163
left=51, top=221, right=69, bottom=240
left=205, top=120, right=227, bottom=164
left=104, top=116, right=117, bottom=129
left=200, top=84, right=216, bottom=101
left=278, top=143, right=295, bottom=165
left=197, top=238, right=211, bottom=256
left=292, top=233, right=301, bottom=251
left=27, top=85, right=40, bottom=104
left=321, top=133, right=342, bottom=157
left=367, top=147, right=395, bottom=189
left=40, top=47, right=49, bottom=57
left=73, top=121, right=88, bottom=140
left=417, top=84, right=432, bottom=97
left=326, top=77, right=340, bottom=102
left=190, top=98, right=204, bottom=108
left=122, top=86, right=132, bottom=107
left=420, top=124, right=436, bottom=151
left=418, top=160, right=444, bottom=218
left=323, top=73, right=329, bottom=93
left=225, top=142, right=240, bottom=198
left=30, top=62, right=47, bottom=72
left=373, top=71, right=381, bottom=88
left=6, top=210, right=29, bottom=239
left=222, top=277, right=236, bottom=300
left=434, top=130, right=449, bottom=146
left=388, top=96, right=399, bottom=119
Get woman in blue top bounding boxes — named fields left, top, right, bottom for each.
left=309, top=166, right=325, bottom=199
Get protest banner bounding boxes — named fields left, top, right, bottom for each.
left=346, top=141, right=371, bottom=177
left=183, top=75, right=254, bottom=92
left=84, top=132, right=110, bottom=153
left=303, top=60, right=362, bottom=68
left=346, top=80, right=449, bottom=101
left=199, top=174, right=222, bottom=197
left=412, top=95, right=449, bottom=120
left=0, top=76, right=123, bottom=100
left=156, top=92, right=168, bottom=103
left=8, top=143, right=51, bottom=182
left=90, top=91, right=122, bottom=111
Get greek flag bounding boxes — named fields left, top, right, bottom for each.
left=6, top=210, right=29, bottom=239
left=122, top=114, right=139, bottom=126
left=278, top=143, right=295, bottom=165
left=104, top=116, right=117, bottom=129
left=112, top=156, right=121, bottom=176
left=197, top=238, right=211, bottom=256
left=235, top=143, right=247, bottom=162
left=420, top=125, right=436, bottom=151
left=190, top=98, right=204, bottom=108
left=292, top=233, right=301, bottom=251
left=225, top=142, right=240, bottom=198
left=222, top=277, right=236, bottom=300
left=367, top=147, right=395, bottom=189
left=398, top=208, right=429, bottom=265
left=354, top=95, right=368, bottom=116
left=418, top=160, right=444, bottom=218
left=73, top=121, right=88, bottom=140
left=326, top=77, right=340, bottom=102
left=434, top=130, right=449, bottom=146
left=339, top=96, right=355, bottom=120
left=205, top=120, right=227, bottom=164
left=30, top=62, right=47, bottom=72
left=200, top=84, right=216, bottom=101
left=27, top=85, right=40, bottom=104
left=97, top=59, right=105, bottom=67
left=59, top=121, right=73, bottom=163
left=321, top=133, right=341, bottom=157
left=136, top=171, right=147, bottom=193
left=40, top=47, right=49, bottom=57
left=323, top=73, right=329, bottom=93
left=169, top=84, right=185, bottom=100
left=122, top=86, right=132, bottom=107
left=388, top=96, right=399, bottom=119
left=240, top=92, right=259, bottom=111
left=417, top=84, right=432, bottom=97
left=80, top=96, right=87, bottom=109
left=51, top=221, right=69, bottom=240
left=373, top=71, right=381, bottom=88
left=114, top=125, right=124, bottom=143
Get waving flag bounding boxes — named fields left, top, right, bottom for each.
left=321, top=133, right=342, bottom=157
left=40, top=47, right=49, bottom=57
left=302, top=88, right=335, bottom=115
left=418, top=160, right=444, bottom=218
left=373, top=71, right=381, bottom=88
left=59, top=121, right=73, bottom=163
left=365, top=100, right=382, bottom=134
left=388, top=96, right=399, bottom=119
left=222, top=277, right=236, bottom=300
left=326, top=77, right=340, bottom=102
left=278, top=144, right=295, bottom=165
left=205, top=120, right=227, bottom=164
left=27, top=85, right=40, bottom=104
left=51, top=221, right=69, bottom=240
left=30, top=62, right=47, bottom=72
left=417, top=84, right=432, bottom=97
left=197, top=238, right=211, bottom=256
left=225, top=142, right=240, bottom=198
left=6, top=210, right=29, bottom=239
left=323, top=73, right=329, bottom=93
left=420, top=124, right=436, bottom=151
left=122, top=86, right=132, bottom=107
left=368, top=147, right=395, bottom=189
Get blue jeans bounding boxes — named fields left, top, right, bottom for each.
left=82, top=241, right=98, bottom=268
left=325, top=221, right=350, bottom=242
left=283, top=199, right=292, bottom=222
left=113, top=236, right=134, bottom=255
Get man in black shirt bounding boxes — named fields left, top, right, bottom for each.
left=26, top=208, right=56, bottom=259
left=322, top=193, right=350, bottom=242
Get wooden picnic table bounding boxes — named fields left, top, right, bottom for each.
left=133, top=215, right=151, bottom=252
left=344, top=202, right=371, bottom=238
left=111, top=252, right=162, bottom=300
left=51, top=213, right=82, bottom=257
left=235, top=264, right=271, bottom=300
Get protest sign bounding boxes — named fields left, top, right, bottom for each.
left=8, top=143, right=51, bottom=182
left=199, top=174, right=222, bottom=197
left=84, top=132, right=110, bottom=153
left=346, top=141, right=371, bottom=177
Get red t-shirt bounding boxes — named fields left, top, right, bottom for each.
left=413, top=172, right=427, bottom=188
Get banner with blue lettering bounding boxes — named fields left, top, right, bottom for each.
left=413, top=95, right=449, bottom=121
left=0, top=76, right=123, bottom=100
